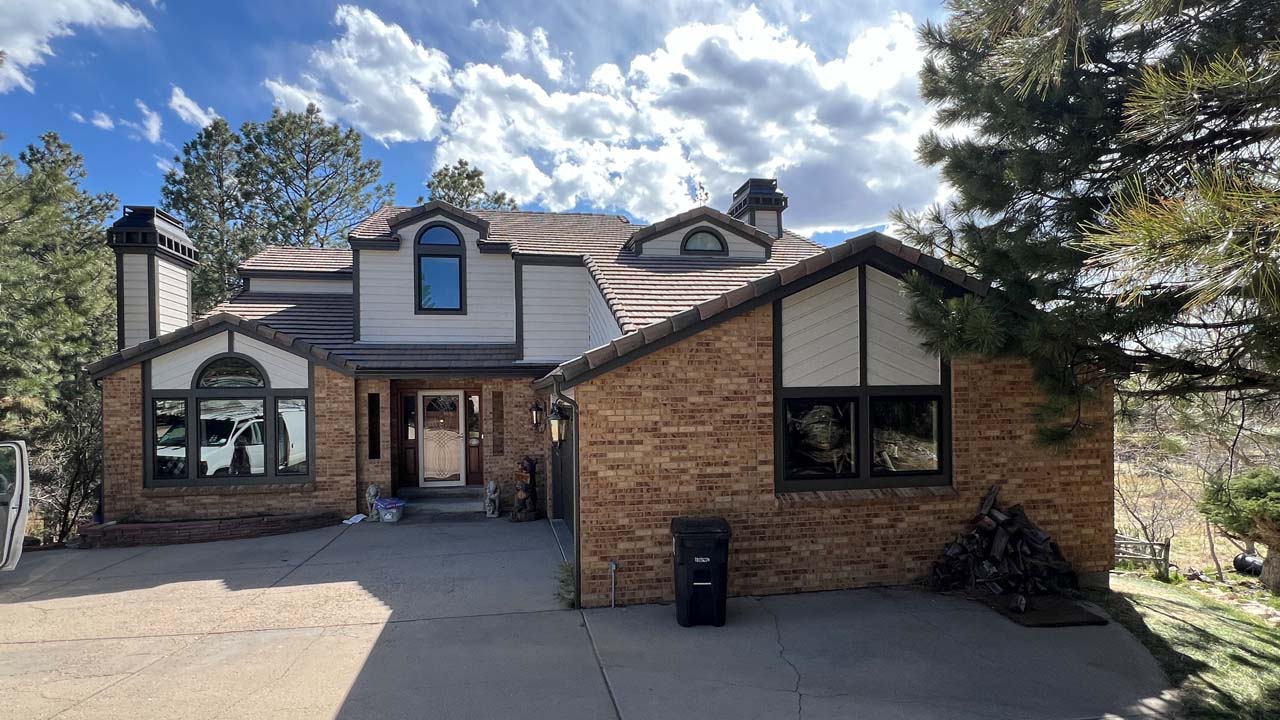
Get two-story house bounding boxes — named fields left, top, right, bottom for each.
left=88, top=179, right=1115, bottom=607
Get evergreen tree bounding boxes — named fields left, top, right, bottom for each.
left=1203, top=468, right=1280, bottom=592
left=425, top=159, right=518, bottom=210
left=0, top=133, right=116, bottom=540
left=161, top=118, right=260, bottom=313
left=239, top=104, right=393, bottom=247
left=893, top=0, right=1280, bottom=437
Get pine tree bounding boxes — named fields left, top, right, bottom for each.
left=893, top=0, right=1280, bottom=437
left=425, top=159, right=518, bottom=210
left=239, top=104, right=393, bottom=247
left=161, top=118, right=260, bottom=313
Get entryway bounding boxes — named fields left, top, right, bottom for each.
left=416, top=390, right=466, bottom=487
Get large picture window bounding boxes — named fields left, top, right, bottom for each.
left=415, top=224, right=465, bottom=313
left=146, top=352, right=313, bottom=487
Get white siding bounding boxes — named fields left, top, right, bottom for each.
left=639, top=220, right=768, bottom=260
left=522, top=266, right=590, bottom=363
left=235, top=332, right=309, bottom=388
left=587, top=279, right=622, bottom=349
left=121, top=253, right=151, bottom=348
left=358, top=218, right=516, bottom=343
left=250, top=277, right=352, bottom=294
left=752, top=210, right=780, bottom=238
left=155, top=256, right=189, bottom=335
left=865, top=267, right=939, bottom=385
left=151, top=332, right=229, bottom=389
left=781, top=270, right=860, bottom=387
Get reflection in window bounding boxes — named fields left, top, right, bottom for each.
left=418, top=256, right=462, bottom=310
left=467, top=393, right=481, bottom=447
left=783, top=398, right=856, bottom=478
left=871, top=398, right=940, bottom=474
left=276, top=398, right=309, bottom=475
left=153, top=398, right=188, bottom=480
left=683, top=230, right=726, bottom=254
left=0, top=446, right=15, bottom=498
left=419, top=226, right=461, bottom=245
left=197, top=357, right=264, bottom=388
left=199, top=398, right=265, bottom=477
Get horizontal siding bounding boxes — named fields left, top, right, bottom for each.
left=250, top=277, right=352, bottom=294
left=753, top=210, right=780, bottom=238
left=151, top=332, right=229, bottom=389
left=121, top=254, right=151, bottom=347
left=640, top=221, right=768, bottom=260
left=865, top=267, right=939, bottom=385
left=155, top=257, right=189, bottom=335
left=523, top=266, right=590, bottom=363
left=587, top=279, right=622, bottom=349
left=781, top=270, right=860, bottom=387
left=236, top=332, right=309, bottom=389
left=358, top=218, right=515, bottom=342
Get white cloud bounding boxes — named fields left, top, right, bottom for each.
left=0, top=0, right=150, bottom=93
left=264, top=4, right=452, bottom=144
left=168, top=85, right=217, bottom=127
left=69, top=110, right=85, bottom=123
left=268, top=6, right=940, bottom=231
left=90, top=110, right=114, bottom=129
left=154, top=154, right=176, bottom=174
left=120, top=99, right=162, bottom=143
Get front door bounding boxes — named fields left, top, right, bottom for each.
left=551, top=421, right=575, bottom=533
left=418, top=391, right=466, bottom=487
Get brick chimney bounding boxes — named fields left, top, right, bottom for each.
left=728, top=178, right=788, bottom=238
left=106, top=206, right=198, bottom=350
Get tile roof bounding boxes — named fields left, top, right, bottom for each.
left=534, top=232, right=991, bottom=390
left=239, top=247, right=353, bottom=274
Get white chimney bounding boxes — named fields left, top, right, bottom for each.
left=728, top=178, right=788, bottom=238
left=106, top=206, right=198, bottom=350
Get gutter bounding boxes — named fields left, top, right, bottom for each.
left=550, top=375, right=582, bottom=610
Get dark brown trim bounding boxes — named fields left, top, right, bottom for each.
left=680, top=226, right=729, bottom=256
left=146, top=254, right=158, bottom=340
left=514, top=259, right=525, bottom=358
left=347, top=238, right=401, bottom=251
left=477, top=241, right=512, bottom=254
left=355, top=365, right=557, bottom=379
left=512, top=253, right=584, bottom=267
left=413, top=222, right=467, bottom=315
left=352, top=249, right=361, bottom=342
left=115, top=253, right=125, bottom=351
left=388, top=201, right=489, bottom=235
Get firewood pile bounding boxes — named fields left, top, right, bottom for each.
left=930, top=486, right=1077, bottom=612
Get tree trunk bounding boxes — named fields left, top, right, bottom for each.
left=1261, top=551, right=1280, bottom=595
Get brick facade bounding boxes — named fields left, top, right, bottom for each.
left=355, top=378, right=392, bottom=509
left=100, top=364, right=358, bottom=521
left=574, top=304, right=1114, bottom=608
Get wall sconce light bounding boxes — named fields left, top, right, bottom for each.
left=548, top=403, right=572, bottom=444
left=530, top=400, right=545, bottom=431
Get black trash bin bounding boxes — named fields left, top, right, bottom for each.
left=671, top=517, right=731, bottom=627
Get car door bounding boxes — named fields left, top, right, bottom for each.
left=1, top=441, right=31, bottom=571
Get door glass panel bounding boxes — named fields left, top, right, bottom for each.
left=466, top=393, right=481, bottom=447
left=403, top=395, right=417, bottom=441
left=198, top=399, right=265, bottom=477
left=421, top=395, right=461, bottom=481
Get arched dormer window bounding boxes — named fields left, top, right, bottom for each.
left=416, top=223, right=466, bottom=313
left=149, top=350, right=310, bottom=486
left=681, top=228, right=728, bottom=256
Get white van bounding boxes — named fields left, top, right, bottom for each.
left=156, top=403, right=306, bottom=476
left=1, top=441, right=30, bottom=571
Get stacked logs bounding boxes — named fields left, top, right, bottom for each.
left=931, top=486, right=1077, bottom=612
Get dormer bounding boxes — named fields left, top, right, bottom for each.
left=623, top=206, right=777, bottom=260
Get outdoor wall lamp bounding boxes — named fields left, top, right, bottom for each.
left=548, top=403, right=572, bottom=444
left=530, top=400, right=545, bottom=431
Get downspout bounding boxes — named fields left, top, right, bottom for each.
left=550, top=375, right=582, bottom=610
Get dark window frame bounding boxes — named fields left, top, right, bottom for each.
left=143, top=352, right=315, bottom=488
left=413, top=222, right=467, bottom=315
left=773, top=264, right=952, bottom=493
left=680, top=227, right=729, bottom=256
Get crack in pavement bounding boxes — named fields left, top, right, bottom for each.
left=757, top=596, right=804, bottom=720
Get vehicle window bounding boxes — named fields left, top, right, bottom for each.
left=0, top=445, right=14, bottom=498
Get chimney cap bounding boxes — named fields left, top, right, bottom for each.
left=106, top=205, right=198, bottom=266
left=728, top=177, right=788, bottom=219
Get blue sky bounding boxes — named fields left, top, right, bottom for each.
left=1, top=0, right=949, bottom=245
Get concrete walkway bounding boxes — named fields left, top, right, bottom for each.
left=0, top=517, right=1173, bottom=719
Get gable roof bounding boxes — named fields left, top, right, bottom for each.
left=623, top=206, right=777, bottom=252
left=532, top=232, right=990, bottom=390
left=386, top=200, right=489, bottom=235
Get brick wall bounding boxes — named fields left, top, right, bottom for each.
left=574, top=304, right=1114, bottom=608
left=100, top=364, right=358, bottom=521
left=356, top=378, right=392, bottom=509
left=389, top=377, right=548, bottom=510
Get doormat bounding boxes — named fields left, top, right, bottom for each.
left=970, top=593, right=1109, bottom=627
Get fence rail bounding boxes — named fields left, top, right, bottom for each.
left=1115, top=533, right=1172, bottom=580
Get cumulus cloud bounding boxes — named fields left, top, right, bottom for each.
left=69, top=110, right=86, bottom=123
left=90, top=110, right=114, bottom=129
left=120, top=99, right=162, bottom=143
left=471, top=20, right=568, bottom=83
left=269, top=5, right=940, bottom=232
left=168, top=85, right=217, bottom=127
left=0, top=0, right=150, bottom=93
left=264, top=4, right=452, bottom=144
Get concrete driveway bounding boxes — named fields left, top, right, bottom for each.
left=0, top=517, right=1173, bottom=719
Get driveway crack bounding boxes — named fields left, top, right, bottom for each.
left=758, top=597, right=804, bottom=719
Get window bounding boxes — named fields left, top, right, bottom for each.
left=415, top=224, right=465, bottom=312
left=367, top=393, right=381, bottom=460
left=145, top=351, right=312, bottom=486
left=774, top=265, right=950, bottom=492
left=491, top=390, right=505, bottom=455
left=681, top=228, right=727, bottom=255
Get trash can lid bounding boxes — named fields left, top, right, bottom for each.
left=671, top=516, right=730, bottom=536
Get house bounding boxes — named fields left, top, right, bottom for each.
left=88, top=179, right=1114, bottom=607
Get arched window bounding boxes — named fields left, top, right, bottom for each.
left=681, top=229, right=728, bottom=255
left=416, top=223, right=466, bottom=312
left=149, top=350, right=311, bottom=486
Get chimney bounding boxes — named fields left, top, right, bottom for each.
left=728, top=178, right=788, bottom=238
left=106, top=206, right=198, bottom=350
